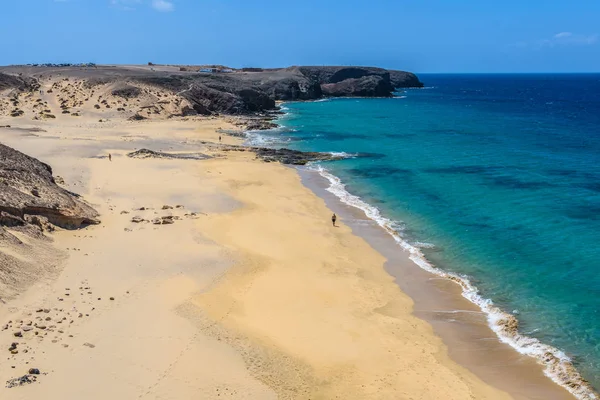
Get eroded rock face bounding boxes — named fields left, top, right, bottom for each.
left=0, top=73, right=40, bottom=93
left=0, top=143, right=99, bottom=229
left=389, top=70, right=423, bottom=89
left=0, top=65, right=423, bottom=117
left=111, top=84, right=142, bottom=99
left=322, top=75, right=394, bottom=97
left=250, top=147, right=347, bottom=165
left=128, top=66, right=422, bottom=114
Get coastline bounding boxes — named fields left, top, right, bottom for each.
left=298, top=166, right=578, bottom=400
left=1, top=111, right=512, bottom=399
left=251, top=99, right=598, bottom=399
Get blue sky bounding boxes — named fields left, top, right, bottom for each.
left=1, top=0, right=599, bottom=72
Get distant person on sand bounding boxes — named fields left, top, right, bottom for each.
left=332, top=213, right=337, bottom=227
left=108, top=153, right=112, bottom=162
left=219, top=135, right=222, bottom=142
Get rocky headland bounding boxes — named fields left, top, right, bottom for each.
left=0, top=65, right=422, bottom=124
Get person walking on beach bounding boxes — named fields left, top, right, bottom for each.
left=331, top=213, right=337, bottom=227
left=219, top=135, right=222, bottom=142
left=108, top=153, right=112, bottom=162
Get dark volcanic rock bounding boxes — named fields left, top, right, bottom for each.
left=257, top=76, right=322, bottom=101
left=237, top=89, right=276, bottom=112
left=128, top=113, right=147, bottom=121
left=322, top=75, right=394, bottom=97
left=389, top=70, right=424, bottom=89
left=0, top=73, right=39, bottom=92
left=127, top=149, right=211, bottom=160
left=111, top=85, right=142, bottom=99
left=244, top=119, right=279, bottom=131
left=250, top=147, right=345, bottom=166
left=0, top=65, right=422, bottom=118
left=298, top=66, right=423, bottom=92
left=0, top=143, right=100, bottom=228
left=184, top=84, right=243, bottom=115
left=134, top=65, right=420, bottom=113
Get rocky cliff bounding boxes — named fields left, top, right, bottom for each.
left=0, top=65, right=423, bottom=116
left=166, top=66, right=423, bottom=113
left=0, top=73, right=39, bottom=93
left=0, top=143, right=99, bottom=230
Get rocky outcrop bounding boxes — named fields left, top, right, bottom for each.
left=389, top=70, right=423, bottom=89
left=0, top=65, right=423, bottom=117
left=257, top=77, right=322, bottom=101
left=129, top=65, right=421, bottom=113
left=249, top=147, right=346, bottom=165
left=297, top=66, right=423, bottom=90
left=322, top=75, right=394, bottom=97
left=0, top=73, right=40, bottom=93
left=127, top=149, right=211, bottom=160
left=111, top=85, right=142, bottom=99
left=0, top=143, right=99, bottom=229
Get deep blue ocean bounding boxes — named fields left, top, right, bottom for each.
left=252, top=74, right=600, bottom=394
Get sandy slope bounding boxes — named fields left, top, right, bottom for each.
left=0, top=93, right=513, bottom=399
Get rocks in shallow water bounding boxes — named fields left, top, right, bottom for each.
left=83, top=342, right=95, bottom=348
left=131, top=216, right=145, bottom=223
left=162, top=205, right=173, bottom=210
left=13, top=331, right=22, bottom=337
left=244, top=119, right=279, bottom=131
left=28, top=368, right=40, bottom=375
left=251, top=147, right=346, bottom=166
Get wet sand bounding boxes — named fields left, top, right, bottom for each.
left=0, top=73, right=577, bottom=399
left=299, top=168, right=575, bottom=400
left=0, top=113, right=514, bottom=399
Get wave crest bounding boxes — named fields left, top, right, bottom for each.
left=310, top=164, right=598, bottom=400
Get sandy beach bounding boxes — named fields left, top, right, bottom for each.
left=0, top=74, right=575, bottom=399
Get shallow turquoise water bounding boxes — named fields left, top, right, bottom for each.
left=254, top=74, right=600, bottom=391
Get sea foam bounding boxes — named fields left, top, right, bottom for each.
left=310, top=164, right=598, bottom=400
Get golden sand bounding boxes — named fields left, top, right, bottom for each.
left=0, top=76, right=546, bottom=399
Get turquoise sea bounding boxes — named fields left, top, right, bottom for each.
left=249, top=74, right=600, bottom=398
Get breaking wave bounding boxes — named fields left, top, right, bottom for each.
left=308, top=164, right=598, bottom=400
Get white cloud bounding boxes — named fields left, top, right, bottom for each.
left=553, top=32, right=573, bottom=39
left=152, top=0, right=174, bottom=12
left=515, top=32, right=598, bottom=49
left=110, top=0, right=142, bottom=11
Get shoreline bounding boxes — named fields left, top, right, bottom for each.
left=0, top=111, right=514, bottom=399
left=298, top=166, right=580, bottom=400
left=243, top=99, right=599, bottom=399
